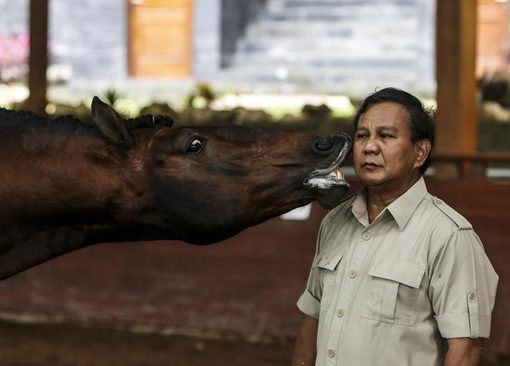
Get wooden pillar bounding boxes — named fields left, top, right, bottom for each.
left=27, top=0, right=48, bottom=115
left=435, top=0, right=478, bottom=177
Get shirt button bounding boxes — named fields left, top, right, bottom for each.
left=469, top=292, right=477, bottom=301
left=362, top=232, right=371, bottom=241
left=336, top=308, right=345, bottom=317
left=327, top=349, right=336, bottom=358
left=348, top=270, right=358, bottom=279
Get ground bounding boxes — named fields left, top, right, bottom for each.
left=0, top=320, right=509, bottom=366
left=0, top=320, right=294, bottom=366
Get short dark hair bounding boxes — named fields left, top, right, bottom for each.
left=353, top=87, right=435, bottom=174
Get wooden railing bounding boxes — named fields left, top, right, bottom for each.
left=344, top=152, right=510, bottom=179
left=432, top=152, right=510, bottom=179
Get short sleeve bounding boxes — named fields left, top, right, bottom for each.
left=429, top=229, right=499, bottom=339
left=296, top=221, right=327, bottom=319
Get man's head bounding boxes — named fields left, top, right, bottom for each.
left=353, top=87, right=435, bottom=174
left=353, top=88, right=434, bottom=193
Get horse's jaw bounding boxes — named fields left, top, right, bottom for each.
left=303, top=133, right=351, bottom=208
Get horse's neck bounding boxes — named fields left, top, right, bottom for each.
left=0, top=224, right=124, bottom=279
left=0, top=181, right=130, bottom=280
left=0, top=127, right=140, bottom=279
left=1, top=127, right=124, bottom=219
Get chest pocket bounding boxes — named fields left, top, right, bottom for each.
left=361, top=258, right=425, bottom=326
left=314, top=252, right=343, bottom=314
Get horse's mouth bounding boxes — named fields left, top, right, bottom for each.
left=304, top=135, right=351, bottom=191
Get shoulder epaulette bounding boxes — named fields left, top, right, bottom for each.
left=322, top=193, right=356, bottom=223
left=432, top=196, right=472, bottom=230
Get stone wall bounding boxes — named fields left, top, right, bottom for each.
left=222, top=0, right=436, bottom=96
left=193, top=0, right=221, bottom=79
left=0, top=0, right=125, bottom=83
left=0, top=0, right=28, bottom=35
left=0, top=0, right=436, bottom=95
left=220, top=0, right=268, bottom=67
left=49, top=0, right=126, bottom=81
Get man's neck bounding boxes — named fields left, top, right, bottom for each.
left=365, top=174, right=421, bottom=223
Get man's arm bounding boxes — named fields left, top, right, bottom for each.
left=444, top=338, right=483, bottom=366
left=292, top=315, right=318, bottom=366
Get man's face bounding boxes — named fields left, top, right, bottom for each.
left=353, top=102, right=423, bottom=191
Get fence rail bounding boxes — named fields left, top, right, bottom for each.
left=433, top=152, right=510, bottom=178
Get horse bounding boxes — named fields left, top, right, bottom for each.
left=0, top=97, right=351, bottom=280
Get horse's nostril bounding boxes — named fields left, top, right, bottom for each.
left=315, top=137, right=334, bottom=152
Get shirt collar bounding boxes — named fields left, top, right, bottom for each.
left=352, top=190, right=369, bottom=227
left=386, top=176, right=428, bottom=230
left=351, top=176, right=428, bottom=230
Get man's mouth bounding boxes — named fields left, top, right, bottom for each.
left=361, top=162, right=382, bottom=168
left=304, top=135, right=351, bottom=190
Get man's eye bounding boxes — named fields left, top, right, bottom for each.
left=355, top=133, right=367, bottom=140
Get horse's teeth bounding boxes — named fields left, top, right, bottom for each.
left=328, top=168, right=344, bottom=180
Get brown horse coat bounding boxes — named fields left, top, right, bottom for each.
left=0, top=98, right=351, bottom=279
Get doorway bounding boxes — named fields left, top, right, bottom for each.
left=128, top=0, right=192, bottom=78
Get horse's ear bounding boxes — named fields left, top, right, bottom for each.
left=91, top=96, right=135, bottom=148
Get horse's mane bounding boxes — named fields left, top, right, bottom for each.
left=0, top=108, right=173, bottom=136
left=0, top=108, right=98, bottom=135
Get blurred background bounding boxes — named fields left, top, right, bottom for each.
left=0, top=0, right=510, bottom=365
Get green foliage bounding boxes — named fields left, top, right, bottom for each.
left=103, top=88, right=123, bottom=106
left=186, top=83, right=217, bottom=108
left=301, top=103, right=332, bottom=119
left=139, top=102, right=179, bottom=121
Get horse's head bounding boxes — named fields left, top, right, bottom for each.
left=91, top=97, right=351, bottom=244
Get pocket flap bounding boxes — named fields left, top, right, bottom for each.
left=314, top=252, right=344, bottom=271
left=369, top=258, right=425, bottom=288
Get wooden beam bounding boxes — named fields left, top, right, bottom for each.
left=27, top=0, right=48, bottom=115
left=435, top=0, right=478, bottom=176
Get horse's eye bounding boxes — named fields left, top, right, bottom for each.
left=187, top=138, right=203, bottom=154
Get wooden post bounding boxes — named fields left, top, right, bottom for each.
left=27, top=0, right=49, bottom=115
left=435, top=0, right=478, bottom=178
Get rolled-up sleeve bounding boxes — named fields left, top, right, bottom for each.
left=297, top=223, right=326, bottom=319
left=297, top=289, right=320, bottom=319
left=297, top=251, right=323, bottom=319
left=429, top=229, right=498, bottom=339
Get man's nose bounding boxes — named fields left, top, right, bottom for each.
left=362, top=136, right=380, bottom=154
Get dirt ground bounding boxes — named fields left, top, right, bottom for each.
left=0, top=320, right=295, bottom=366
left=0, top=321, right=510, bottom=366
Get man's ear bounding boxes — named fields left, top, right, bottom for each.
left=91, top=96, right=135, bottom=148
left=415, top=139, right=432, bottom=167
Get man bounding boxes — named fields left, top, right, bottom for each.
left=292, top=88, right=498, bottom=366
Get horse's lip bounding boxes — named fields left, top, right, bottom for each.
left=303, top=135, right=352, bottom=190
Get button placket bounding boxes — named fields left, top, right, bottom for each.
left=336, top=308, right=345, bottom=317
left=331, top=228, right=372, bottom=353
left=348, top=269, right=358, bottom=279
left=362, top=231, right=371, bottom=241
left=325, top=227, right=373, bottom=362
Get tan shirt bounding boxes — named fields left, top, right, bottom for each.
left=297, top=177, right=498, bottom=366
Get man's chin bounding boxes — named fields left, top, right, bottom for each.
left=356, top=171, right=386, bottom=187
